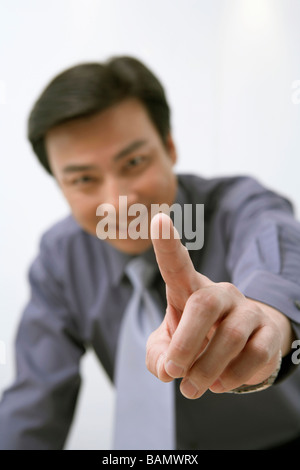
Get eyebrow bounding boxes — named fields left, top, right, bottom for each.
left=62, top=164, right=98, bottom=174
left=62, top=139, right=148, bottom=174
left=113, top=139, right=148, bottom=162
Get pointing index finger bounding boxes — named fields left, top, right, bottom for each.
left=150, top=213, right=209, bottom=305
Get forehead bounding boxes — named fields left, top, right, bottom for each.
left=45, top=98, right=158, bottom=156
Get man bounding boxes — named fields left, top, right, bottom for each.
left=0, top=56, right=299, bottom=450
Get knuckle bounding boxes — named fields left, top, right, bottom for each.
left=222, top=364, right=244, bottom=384
left=198, top=362, right=217, bottom=382
left=249, top=342, right=271, bottom=364
left=170, top=338, right=191, bottom=362
left=243, top=300, right=261, bottom=318
left=191, top=289, right=219, bottom=313
left=221, top=323, right=245, bottom=348
left=219, top=282, right=243, bottom=299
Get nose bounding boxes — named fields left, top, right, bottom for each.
left=102, top=176, right=122, bottom=209
left=100, top=176, right=137, bottom=212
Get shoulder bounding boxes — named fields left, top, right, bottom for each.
left=178, top=172, right=265, bottom=196
left=35, top=214, right=104, bottom=281
left=29, top=214, right=111, bottom=304
left=39, top=214, right=85, bottom=254
left=177, top=173, right=293, bottom=214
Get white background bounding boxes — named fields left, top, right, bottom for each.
left=0, top=0, right=300, bottom=449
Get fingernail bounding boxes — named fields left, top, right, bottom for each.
left=165, top=360, right=184, bottom=378
left=180, top=379, right=199, bottom=399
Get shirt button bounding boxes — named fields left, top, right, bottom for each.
left=294, top=300, right=300, bottom=310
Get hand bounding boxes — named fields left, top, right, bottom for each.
left=146, top=213, right=293, bottom=399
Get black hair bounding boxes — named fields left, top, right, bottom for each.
left=27, top=56, right=171, bottom=175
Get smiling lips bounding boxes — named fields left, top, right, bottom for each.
left=100, top=204, right=151, bottom=232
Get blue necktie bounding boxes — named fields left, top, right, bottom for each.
left=113, top=256, right=175, bottom=450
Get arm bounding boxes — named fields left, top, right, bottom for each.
left=0, top=236, right=85, bottom=449
left=224, top=177, right=300, bottom=380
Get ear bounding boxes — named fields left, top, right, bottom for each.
left=165, top=133, right=177, bottom=166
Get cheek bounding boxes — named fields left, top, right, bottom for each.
left=66, top=195, right=99, bottom=233
left=145, top=164, right=176, bottom=201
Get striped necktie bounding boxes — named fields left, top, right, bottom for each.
left=113, top=256, right=175, bottom=450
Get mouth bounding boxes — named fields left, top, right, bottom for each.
left=96, top=201, right=155, bottom=242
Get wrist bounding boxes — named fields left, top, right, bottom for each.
left=249, top=299, right=295, bottom=357
left=227, top=350, right=282, bottom=394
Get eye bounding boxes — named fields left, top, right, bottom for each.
left=72, top=175, right=95, bottom=186
left=125, top=156, right=147, bottom=169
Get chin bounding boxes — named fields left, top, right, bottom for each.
left=82, top=221, right=153, bottom=254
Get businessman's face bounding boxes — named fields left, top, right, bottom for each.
left=45, top=99, right=177, bottom=254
